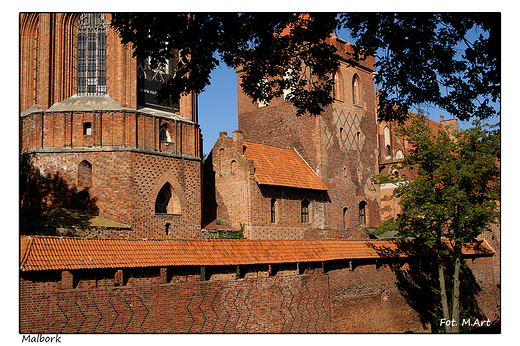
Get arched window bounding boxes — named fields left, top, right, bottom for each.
left=359, top=201, right=367, bottom=225
left=384, top=126, right=391, bottom=159
left=155, top=183, right=181, bottom=215
left=231, top=160, right=237, bottom=175
left=159, top=126, right=171, bottom=143
left=301, top=200, right=310, bottom=223
left=343, top=207, right=348, bottom=229
left=271, top=199, right=276, bottom=223
left=219, top=148, right=225, bottom=175
left=396, top=149, right=404, bottom=160
left=333, top=70, right=343, bottom=101
left=76, top=13, right=107, bottom=96
left=352, top=74, right=361, bottom=105
left=78, top=160, right=92, bottom=189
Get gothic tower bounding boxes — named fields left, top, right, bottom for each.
left=235, top=34, right=381, bottom=239
left=20, top=13, right=202, bottom=239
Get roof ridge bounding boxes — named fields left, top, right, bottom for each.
left=243, top=141, right=294, bottom=151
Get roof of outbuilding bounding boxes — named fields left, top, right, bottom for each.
left=242, top=141, right=328, bottom=191
left=21, top=208, right=131, bottom=229
left=20, top=236, right=494, bottom=272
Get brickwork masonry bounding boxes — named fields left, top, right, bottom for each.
left=20, top=256, right=499, bottom=333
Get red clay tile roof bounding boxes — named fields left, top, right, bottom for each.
left=242, top=141, right=327, bottom=190
left=20, top=236, right=494, bottom=272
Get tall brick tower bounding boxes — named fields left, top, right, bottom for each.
left=235, top=34, right=381, bottom=239
left=20, top=13, right=202, bottom=239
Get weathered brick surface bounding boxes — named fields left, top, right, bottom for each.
left=23, top=148, right=201, bottom=239
left=20, top=255, right=499, bottom=333
left=204, top=134, right=331, bottom=239
left=20, top=13, right=202, bottom=239
left=20, top=268, right=332, bottom=333
left=19, top=13, right=500, bottom=334
left=229, top=37, right=381, bottom=239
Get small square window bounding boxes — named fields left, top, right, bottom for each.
left=83, top=122, right=92, bottom=136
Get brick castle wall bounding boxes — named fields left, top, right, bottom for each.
left=20, top=268, right=331, bottom=333
left=20, top=255, right=499, bottom=333
left=23, top=148, right=201, bottom=239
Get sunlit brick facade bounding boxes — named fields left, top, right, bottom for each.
left=210, top=34, right=381, bottom=240
left=20, top=13, right=203, bottom=239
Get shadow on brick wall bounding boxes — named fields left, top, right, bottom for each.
left=368, top=241, right=490, bottom=333
left=20, top=155, right=99, bottom=235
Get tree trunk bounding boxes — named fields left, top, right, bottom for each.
left=438, top=257, right=451, bottom=333
left=451, top=251, right=462, bottom=333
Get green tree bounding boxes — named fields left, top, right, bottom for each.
left=373, top=112, right=500, bottom=333
left=341, top=13, right=500, bottom=122
left=110, top=13, right=500, bottom=121
left=110, top=13, right=339, bottom=116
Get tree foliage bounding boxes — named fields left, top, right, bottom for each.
left=111, top=13, right=339, bottom=116
left=341, top=13, right=500, bottom=122
left=372, top=112, right=500, bottom=332
left=110, top=12, right=500, bottom=121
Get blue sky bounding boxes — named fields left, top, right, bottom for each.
left=197, top=26, right=501, bottom=155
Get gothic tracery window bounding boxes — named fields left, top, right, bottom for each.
left=76, top=13, right=107, bottom=96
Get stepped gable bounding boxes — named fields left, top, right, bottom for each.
left=242, top=141, right=328, bottom=191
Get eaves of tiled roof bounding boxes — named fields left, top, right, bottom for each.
left=20, top=236, right=494, bottom=272
left=242, top=141, right=328, bottom=191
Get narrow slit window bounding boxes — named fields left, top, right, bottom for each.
left=359, top=201, right=367, bottom=225
left=271, top=199, right=276, bottom=223
left=301, top=200, right=310, bottom=223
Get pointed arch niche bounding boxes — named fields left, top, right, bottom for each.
left=333, top=69, right=344, bottom=101
left=352, top=74, right=361, bottom=105
left=78, top=160, right=92, bottom=189
left=155, top=182, right=181, bottom=215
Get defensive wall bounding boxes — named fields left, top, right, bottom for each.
left=20, top=237, right=499, bottom=333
